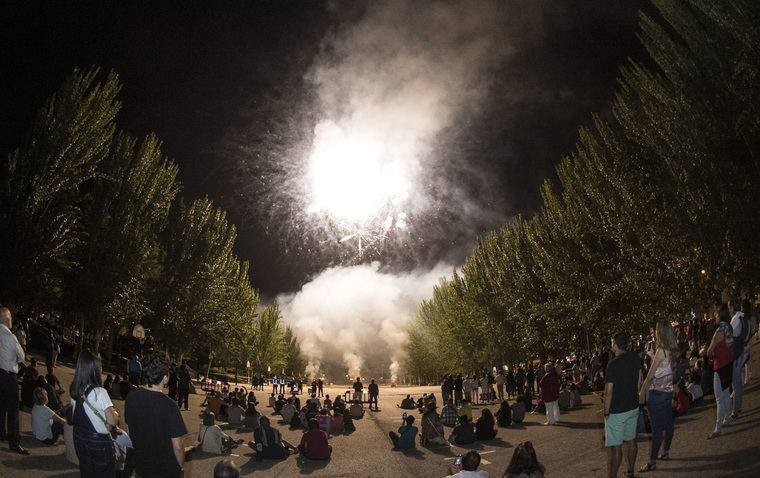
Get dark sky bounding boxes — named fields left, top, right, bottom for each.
left=2, top=0, right=653, bottom=296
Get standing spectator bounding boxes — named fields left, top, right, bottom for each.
left=167, top=365, right=178, bottom=401
left=128, top=355, right=142, bottom=386
left=298, top=418, right=332, bottom=459
left=454, top=374, right=464, bottom=406
left=503, top=441, right=545, bottom=478
left=515, top=368, right=526, bottom=396
left=706, top=304, right=734, bottom=439
left=539, top=363, right=560, bottom=425
left=70, top=350, right=119, bottom=477
left=604, top=332, right=642, bottom=478
left=368, top=379, right=379, bottom=411
left=526, top=364, right=535, bottom=395
left=46, top=330, right=58, bottom=368
left=638, top=322, right=679, bottom=472
left=126, top=351, right=187, bottom=477
left=0, top=308, right=28, bottom=455
left=729, top=299, right=747, bottom=419
left=14, top=323, right=26, bottom=353
left=534, top=364, right=545, bottom=395
left=317, top=378, right=324, bottom=397
left=495, top=371, right=506, bottom=401
left=352, top=377, right=363, bottom=401
left=177, top=363, right=191, bottom=411
left=446, top=450, right=488, bottom=478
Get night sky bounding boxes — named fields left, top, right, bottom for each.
left=2, top=0, right=653, bottom=297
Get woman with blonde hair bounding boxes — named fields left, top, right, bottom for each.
left=638, top=322, right=680, bottom=472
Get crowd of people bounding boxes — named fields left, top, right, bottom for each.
left=0, top=300, right=757, bottom=477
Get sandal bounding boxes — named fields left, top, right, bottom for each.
left=658, top=452, right=669, bottom=460
left=639, top=463, right=656, bottom=473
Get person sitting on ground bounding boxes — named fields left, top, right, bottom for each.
left=388, top=415, right=417, bottom=449
left=227, top=399, right=246, bottom=427
left=496, top=401, right=512, bottom=427
left=333, top=395, right=346, bottom=414
left=298, top=418, right=332, bottom=459
left=349, top=399, right=364, bottom=418
left=118, top=375, right=134, bottom=399
left=323, top=394, right=332, bottom=410
left=21, top=365, right=39, bottom=410
left=457, top=398, right=473, bottom=422
left=31, top=387, right=66, bottom=444
left=557, top=382, right=572, bottom=410
left=569, top=383, right=581, bottom=408
left=416, top=394, right=427, bottom=410
left=476, top=408, right=497, bottom=441
left=248, top=416, right=297, bottom=460
left=207, top=394, right=229, bottom=420
left=108, top=375, right=123, bottom=400
left=399, top=394, right=415, bottom=409
left=503, top=441, right=545, bottom=478
left=685, top=372, right=703, bottom=405
left=269, top=392, right=277, bottom=408
left=307, top=394, right=320, bottom=408
left=446, top=450, right=489, bottom=478
left=521, top=389, right=533, bottom=413
left=342, top=406, right=356, bottom=432
left=511, top=396, right=526, bottom=424
left=198, top=412, right=239, bottom=454
left=449, top=414, right=477, bottom=445
left=441, top=399, right=458, bottom=427
left=291, top=393, right=301, bottom=411
left=247, top=391, right=258, bottom=407
left=45, top=365, right=62, bottom=393
left=421, top=403, right=448, bottom=446
left=330, top=407, right=344, bottom=433
left=244, top=403, right=261, bottom=429
left=214, top=458, right=240, bottom=478
left=281, top=398, right=297, bottom=424
left=577, top=375, right=590, bottom=395
left=274, top=395, right=286, bottom=414
left=37, top=375, right=63, bottom=413
left=316, top=408, right=332, bottom=434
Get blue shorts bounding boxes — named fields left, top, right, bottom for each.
left=605, top=408, right=638, bottom=446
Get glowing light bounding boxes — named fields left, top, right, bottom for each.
left=306, top=123, right=410, bottom=223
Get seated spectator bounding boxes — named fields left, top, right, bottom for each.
left=421, top=404, right=448, bottom=446
left=244, top=404, right=261, bottom=429
left=274, top=395, right=285, bottom=414
left=307, top=394, right=321, bottom=408
left=248, top=416, right=297, bottom=460
left=577, top=376, right=590, bottom=395
left=449, top=415, right=476, bottom=445
left=388, top=415, right=417, bottom=449
left=557, top=385, right=572, bottom=411
left=476, top=409, right=497, bottom=441
left=208, top=395, right=229, bottom=420
left=21, top=366, right=39, bottom=410
left=269, top=393, right=277, bottom=408
left=45, top=365, right=63, bottom=393
left=31, top=387, right=65, bottom=444
left=342, top=408, right=356, bottom=432
left=592, top=372, right=605, bottom=392
left=330, top=409, right=344, bottom=433
left=496, top=401, right=512, bottom=427
left=503, top=441, right=545, bottom=478
left=569, top=383, right=581, bottom=408
left=416, top=394, right=427, bottom=410
left=333, top=395, right=346, bottom=414
left=457, top=399, right=473, bottom=421
left=399, top=394, right=415, bottom=409
left=298, top=418, right=332, bottom=459
left=281, top=398, right=297, bottom=424
left=323, top=395, right=332, bottom=410
left=316, top=409, right=332, bottom=434
left=349, top=400, right=365, bottom=418
left=247, top=391, right=258, bottom=407
left=686, top=373, right=703, bottom=404
left=214, top=458, right=240, bottom=478
left=291, top=394, right=301, bottom=411
left=441, top=400, right=458, bottom=427
left=38, top=375, right=63, bottom=413
left=118, top=375, right=134, bottom=399
left=198, top=413, right=238, bottom=454
left=446, top=450, right=488, bottom=478
left=227, top=399, right=246, bottom=427
left=521, top=390, right=533, bottom=413
left=511, top=397, right=526, bottom=424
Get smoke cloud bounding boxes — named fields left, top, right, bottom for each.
left=277, top=262, right=453, bottom=382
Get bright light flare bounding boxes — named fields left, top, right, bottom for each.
left=306, top=123, right=410, bottom=223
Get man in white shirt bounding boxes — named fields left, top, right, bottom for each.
left=495, top=372, right=506, bottom=400
left=0, top=307, right=29, bottom=454
left=445, top=450, right=489, bottom=478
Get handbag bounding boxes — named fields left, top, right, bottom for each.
left=82, top=388, right=124, bottom=465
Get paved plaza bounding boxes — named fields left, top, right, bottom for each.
left=2, top=341, right=759, bottom=477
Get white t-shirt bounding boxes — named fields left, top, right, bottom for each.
left=445, top=470, right=490, bottom=478
left=31, top=404, right=55, bottom=440
left=71, top=387, right=114, bottom=434
left=731, top=312, right=743, bottom=339
left=228, top=405, right=245, bottom=425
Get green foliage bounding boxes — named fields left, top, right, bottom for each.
left=406, top=0, right=760, bottom=377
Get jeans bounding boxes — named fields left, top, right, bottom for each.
left=0, top=370, right=20, bottom=447
left=647, top=390, right=674, bottom=461
left=732, top=341, right=744, bottom=414
left=497, top=384, right=504, bottom=400
left=74, top=428, right=115, bottom=478
left=714, top=371, right=730, bottom=433
left=545, top=400, right=559, bottom=424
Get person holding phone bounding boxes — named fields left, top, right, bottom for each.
left=388, top=414, right=417, bottom=449
left=445, top=450, right=489, bottom=477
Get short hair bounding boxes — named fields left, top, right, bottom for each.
left=213, top=459, right=240, bottom=478
left=33, top=387, right=48, bottom=406
left=405, top=415, right=415, bottom=425
left=462, top=450, right=481, bottom=471
left=141, top=352, right=170, bottom=386
left=613, top=332, right=629, bottom=351
left=204, top=412, right=216, bottom=426
left=308, top=418, right=319, bottom=430
left=259, top=416, right=270, bottom=427
left=458, top=414, right=469, bottom=424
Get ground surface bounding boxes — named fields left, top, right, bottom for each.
left=2, top=339, right=759, bottom=477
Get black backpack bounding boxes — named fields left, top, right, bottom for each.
left=739, top=313, right=750, bottom=344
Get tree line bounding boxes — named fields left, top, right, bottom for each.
left=0, top=68, right=305, bottom=376
left=406, top=0, right=760, bottom=378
